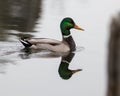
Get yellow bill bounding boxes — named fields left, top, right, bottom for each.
left=74, top=24, right=84, bottom=31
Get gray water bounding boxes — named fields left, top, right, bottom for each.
left=0, top=0, right=120, bottom=96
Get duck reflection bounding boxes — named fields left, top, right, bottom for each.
left=19, top=48, right=82, bottom=80
left=59, top=52, right=82, bottom=80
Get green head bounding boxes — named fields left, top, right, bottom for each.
left=60, top=17, right=84, bottom=36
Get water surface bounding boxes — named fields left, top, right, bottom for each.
left=0, top=0, right=120, bottom=96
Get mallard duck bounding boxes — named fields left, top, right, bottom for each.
left=20, top=17, right=84, bottom=52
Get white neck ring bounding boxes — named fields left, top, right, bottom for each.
left=63, top=34, right=71, bottom=38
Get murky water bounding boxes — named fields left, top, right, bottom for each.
left=0, top=0, right=120, bottom=96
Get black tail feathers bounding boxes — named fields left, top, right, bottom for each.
left=20, top=38, right=32, bottom=47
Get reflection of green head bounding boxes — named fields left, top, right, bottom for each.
left=58, top=61, right=81, bottom=80
left=58, top=62, right=72, bottom=79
